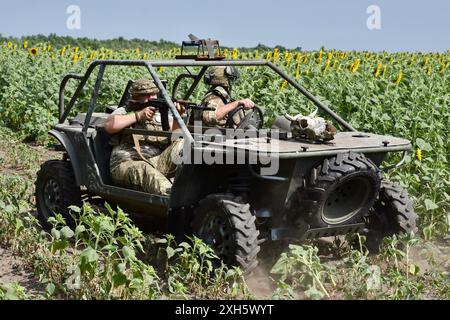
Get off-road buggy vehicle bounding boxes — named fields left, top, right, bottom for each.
left=35, top=39, right=417, bottom=271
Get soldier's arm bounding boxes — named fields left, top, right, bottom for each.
left=215, top=99, right=255, bottom=121
left=104, top=107, right=155, bottom=134
left=104, top=113, right=137, bottom=134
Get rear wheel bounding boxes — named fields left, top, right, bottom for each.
left=192, top=194, right=260, bottom=272
left=364, top=180, right=417, bottom=251
left=35, top=160, right=81, bottom=229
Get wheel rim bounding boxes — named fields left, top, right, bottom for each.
left=198, top=210, right=233, bottom=262
left=321, top=176, right=374, bottom=225
left=42, top=178, right=61, bottom=217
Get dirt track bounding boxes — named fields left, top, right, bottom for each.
left=0, top=245, right=46, bottom=297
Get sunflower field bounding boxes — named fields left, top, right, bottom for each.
left=0, top=38, right=449, bottom=300
left=0, top=40, right=448, bottom=239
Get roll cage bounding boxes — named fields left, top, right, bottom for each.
left=58, top=59, right=356, bottom=143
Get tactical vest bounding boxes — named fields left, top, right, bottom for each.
left=205, top=86, right=231, bottom=105
left=190, top=86, right=231, bottom=125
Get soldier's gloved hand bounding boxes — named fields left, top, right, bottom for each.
left=238, top=99, right=255, bottom=110
left=136, top=107, right=156, bottom=122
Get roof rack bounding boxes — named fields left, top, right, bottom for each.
left=175, top=34, right=225, bottom=60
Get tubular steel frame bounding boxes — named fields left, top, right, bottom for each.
left=58, top=59, right=356, bottom=144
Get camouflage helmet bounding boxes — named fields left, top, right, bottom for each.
left=129, top=78, right=159, bottom=97
left=204, top=66, right=239, bottom=87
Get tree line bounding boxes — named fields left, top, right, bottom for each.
left=0, top=33, right=300, bottom=52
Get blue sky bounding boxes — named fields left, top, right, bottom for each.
left=0, top=0, right=449, bottom=52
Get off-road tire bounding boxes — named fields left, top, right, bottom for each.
left=365, top=180, right=417, bottom=251
left=192, top=194, right=260, bottom=272
left=301, top=152, right=381, bottom=227
left=35, top=160, right=81, bottom=229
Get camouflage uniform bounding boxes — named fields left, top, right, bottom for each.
left=193, top=66, right=242, bottom=128
left=196, top=86, right=231, bottom=127
left=109, top=79, right=183, bottom=196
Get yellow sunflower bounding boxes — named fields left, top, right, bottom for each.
left=29, top=47, right=38, bottom=56
left=416, top=148, right=422, bottom=161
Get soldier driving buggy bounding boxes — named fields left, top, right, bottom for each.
left=35, top=38, right=417, bottom=271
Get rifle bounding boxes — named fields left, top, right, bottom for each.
left=127, top=98, right=214, bottom=112
left=127, top=98, right=215, bottom=130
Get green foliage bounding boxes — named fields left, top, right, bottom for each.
left=0, top=190, right=248, bottom=299
left=0, top=41, right=448, bottom=300
left=378, top=234, right=426, bottom=299
left=270, top=234, right=449, bottom=300
left=157, top=235, right=248, bottom=299
left=0, top=42, right=447, bottom=232
left=0, top=283, right=29, bottom=300
left=270, top=244, right=335, bottom=299
left=41, top=203, right=162, bottom=299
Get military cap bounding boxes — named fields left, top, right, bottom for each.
left=129, top=78, right=159, bottom=97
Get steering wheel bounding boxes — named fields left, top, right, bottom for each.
left=225, top=104, right=264, bottom=130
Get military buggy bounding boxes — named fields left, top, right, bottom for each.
left=35, top=40, right=417, bottom=271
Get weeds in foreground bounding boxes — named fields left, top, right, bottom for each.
left=157, top=235, right=249, bottom=299
left=0, top=199, right=248, bottom=299
left=270, top=244, right=335, bottom=299
left=0, top=283, right=29, bottom=300
left=269, top=234, right=449, bottom=300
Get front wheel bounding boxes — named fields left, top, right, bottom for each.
left=192, top=194, right=260, bottom=272
left=364, top=180, right=417, bottom=251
